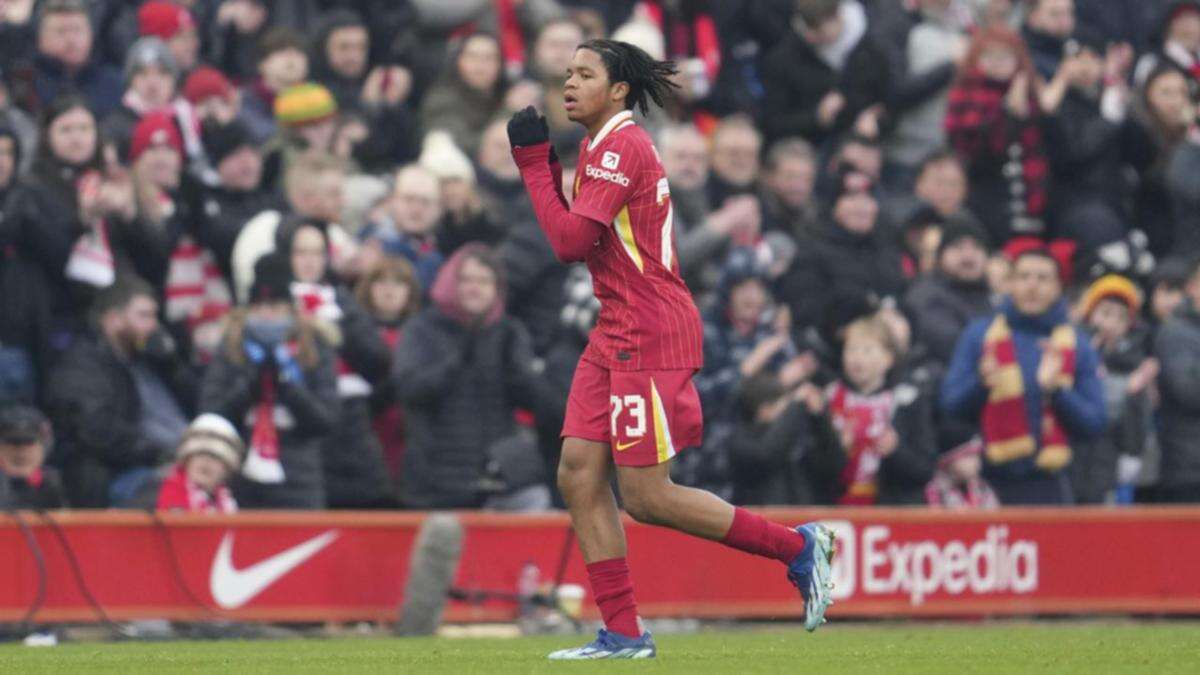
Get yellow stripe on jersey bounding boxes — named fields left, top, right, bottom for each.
left=615, top=206, right=644, bottom=273
left=650, top=379, right=676, bottom=464
left=661, top=203, right=674, bottom=269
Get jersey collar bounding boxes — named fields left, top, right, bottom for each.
left=587, top=110, right=635, bottom=151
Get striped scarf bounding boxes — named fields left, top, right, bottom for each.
left=979, top=314, right=1074, bottom=471
left=826, top=381, right=895, bottom=505
left=164, top=233, right=232, bottom=328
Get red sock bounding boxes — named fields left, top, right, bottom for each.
left=586, top=557, right=641, bottom=638
left=720, top=507, right=807, bottom=564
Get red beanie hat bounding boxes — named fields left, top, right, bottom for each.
left=183, top=66, right=234, bottom=104
left=130, top=112, right=183, bottom=162
left=138, top=1, right=195, bottom=40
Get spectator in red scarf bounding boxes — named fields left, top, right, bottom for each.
left=277, top=219, right=394, bottom=508
left=199, top=252, right=338, bottom=508
left=945, top=25, right=1048, bottom=245
left=156, top=413, right=243, bottom=513
left=355, top=256, right=422, bottom=498
left=0, top=406, right=66, bottom=509
left=806, top=315, right=937, bottom=505
left=125, top=113, right=233, bottom=363
left=941, top=247, right=1107, bottom=504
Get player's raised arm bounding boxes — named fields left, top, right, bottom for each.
left=507, top=107, right=605, bottom=263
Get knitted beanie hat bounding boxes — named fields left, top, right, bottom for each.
left=274, top=83, right=338, bottom=127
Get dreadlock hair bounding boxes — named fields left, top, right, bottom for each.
left=577, top=39, right=679, bottom=115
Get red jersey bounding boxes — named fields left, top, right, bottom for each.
left=569, top=111, right=703, bottom=371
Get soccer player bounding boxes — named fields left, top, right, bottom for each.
left=507, top=39, right=836, bottom=660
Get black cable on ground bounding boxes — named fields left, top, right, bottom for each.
left=7, top=510, right=47, bottom=631
left=145, top=508, right=224, bottom=620
left=36, top=510, right=126, bottom=638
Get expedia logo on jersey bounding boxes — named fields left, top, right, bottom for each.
left=586, top=163, right=631, bottom=186
left=823, top=521, right=1039, bottom=606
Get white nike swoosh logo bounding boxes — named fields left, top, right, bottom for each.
left=209, top=530, right=339, bottom=609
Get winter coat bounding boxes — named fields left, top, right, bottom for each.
left=0, top=248, right=53, bottom=406
left=903, top=273, right=993, bottom=366
left=199, top=330, right=340, bottom=509
left=29, top=54, right=123, bottom=118
left=45, top=337, right=194, bottom=507
left=1042, top=88, right=1137, bottom=249
left=369, top=320, right=407, bottom=494
left=729, top=402, right=815, bottom=506
left=418, top=79, right=503, bottom=159
left=759, top=3, right=889, bottom=146
left=2, top=155, right=158, bottom=337
left=807, top=380, right=938, bottom=505
left=198, top=186, right=285, bottom=283
left=677, top=278, right=798, bottom=501
left=945, top=73, right=1048, bottom=243
left=0, top=467, right=67, bottom=510
left=392, top=249, right=549, bottom=508
left=885, top=15, right=962, bottom=168
left=1125, top=115, right=1182, bottom=256
left=1073, top=325, right=1154, bottom=503
left=940, top=299, right=1107, bottom=484
left=777, top=220, right=906, bottom=331
left=1166, top=139, right=1200, bottom=257
left=498, top=216, right=567, bottom=357
left=321, top=287, right=396, bottom=508
left=1153, top=299, right=1200, bottom=488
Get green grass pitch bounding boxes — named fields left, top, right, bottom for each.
left=2, top=622, right=1197, bottom=673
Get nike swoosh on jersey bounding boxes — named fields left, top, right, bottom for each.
left=209, top=530, right=339, bottom=609
left=615, top=440, right=640, bottom=451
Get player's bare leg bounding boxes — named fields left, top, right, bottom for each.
left=617, top=461, right=836, bottom=631
left=557, top=437, right=626, bottom=562
left=615, top=462, right=734, bottom=539
left=551, top=437, right=653, bottom=658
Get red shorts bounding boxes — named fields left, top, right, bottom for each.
left=561, top=358, right=703, bottom=467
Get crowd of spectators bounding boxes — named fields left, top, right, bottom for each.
left=2, top=0, right=1200, bottom=513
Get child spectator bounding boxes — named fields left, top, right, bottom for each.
left=0, top=406, right=66, bottom=509
left=1078, top=274, right=1158, bottom=503
left=728, top=372, right=822, bottom=505
left=240, top=28, right=309, bottom=144
left=1148, top=257, right=1190, bottom=330
left=156, top=413, right=243, bottom=513
left=925, top=436, right=999, bottom=508
left=808, top=315, right=937, bottom=505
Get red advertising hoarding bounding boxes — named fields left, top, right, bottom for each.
left=2, top=508, right=1198, bottom=623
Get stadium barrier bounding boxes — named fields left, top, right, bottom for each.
left=2, top=507, right=1198, bottom=624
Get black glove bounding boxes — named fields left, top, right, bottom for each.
left=507, top=106, right=549, bottom=148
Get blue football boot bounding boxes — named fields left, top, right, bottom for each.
left=787, top=522, right=836, bottom=632
left=547, top=629, right=657, bottom=659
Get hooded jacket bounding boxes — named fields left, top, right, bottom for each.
left=392, top=245, right=548, bottom=507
